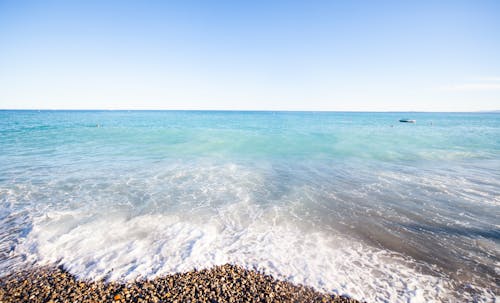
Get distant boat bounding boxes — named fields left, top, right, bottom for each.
left=399, top=119, right=416, bottom=123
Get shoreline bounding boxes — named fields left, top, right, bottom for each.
left=0, top=264, right=362, bottom=302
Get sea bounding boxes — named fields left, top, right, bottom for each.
left=0, top=110, right=498, bottom=302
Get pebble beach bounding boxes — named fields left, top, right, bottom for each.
left=0, top=264, right=361, bottom=303
left=2, top=0, right=499, bottom=301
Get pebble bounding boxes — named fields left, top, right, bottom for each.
left=0, top=264, right=363, bottom=303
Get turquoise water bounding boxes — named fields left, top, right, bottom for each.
left=0, top=111, right=499, bottom=302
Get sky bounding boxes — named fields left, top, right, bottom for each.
left=0, top=0, right=499, bottom=111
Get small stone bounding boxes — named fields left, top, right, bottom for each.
left=0, top=264, right=363, bottom=303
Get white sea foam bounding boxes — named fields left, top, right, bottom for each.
left=16, top=202, right=458, bottom=303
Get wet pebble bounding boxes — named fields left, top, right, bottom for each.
left=0, top=264, right=363, bottom=303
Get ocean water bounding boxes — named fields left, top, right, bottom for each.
left=0, top=110, right=498, bottom=302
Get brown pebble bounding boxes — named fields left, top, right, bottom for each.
left=0, top=264, right=364, bottom=303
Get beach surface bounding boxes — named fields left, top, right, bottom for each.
left=0, top=264, right=360, bottom=303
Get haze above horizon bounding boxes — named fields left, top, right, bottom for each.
left=1, top=0, right=499, bottom=111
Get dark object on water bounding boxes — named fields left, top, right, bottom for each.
left=399, top=119, right=416, bottom=123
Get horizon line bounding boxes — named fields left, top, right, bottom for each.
left=1, top=108, right=499, bottom=113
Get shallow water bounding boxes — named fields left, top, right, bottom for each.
left=0, top=110, right=498, bottom=302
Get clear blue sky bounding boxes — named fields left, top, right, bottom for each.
left=0, top=0, right=499, bottom=111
